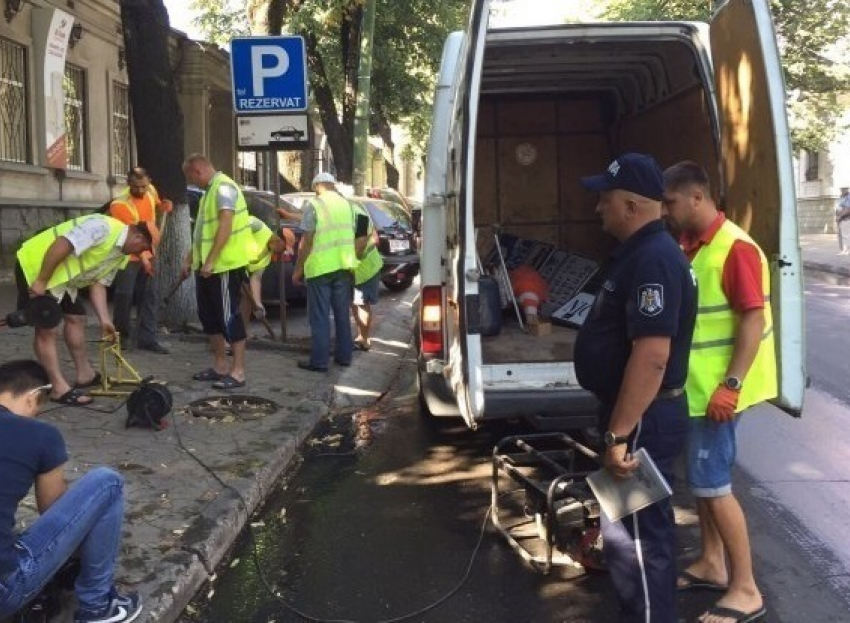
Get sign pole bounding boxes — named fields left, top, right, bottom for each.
left=275, top=158, right=287, bottom=341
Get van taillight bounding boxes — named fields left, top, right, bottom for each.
left=420, top=285, right=444, bottom=356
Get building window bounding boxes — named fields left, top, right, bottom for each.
left=64, top=64, right=88, bottom=171
left=0, top=37, right=29, bottom=164
left=805, top=150, right=819, bottom=182
left=112, top=81, right=132, bottom=176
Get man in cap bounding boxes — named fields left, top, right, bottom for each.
left=292, top=172, right=358, bottom=371
left=574, top=153, right=697, bottom=622
left=15, top=215, right=153, bottom=406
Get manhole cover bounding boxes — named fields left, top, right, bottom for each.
left=187, top=395, right=279, bottom=420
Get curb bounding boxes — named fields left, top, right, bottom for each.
left=803, top=260, right=850, bottom=278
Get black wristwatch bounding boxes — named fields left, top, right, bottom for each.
left=723, top=376, right=743, bottom=391
left=604, top=431, right=629, bottom=447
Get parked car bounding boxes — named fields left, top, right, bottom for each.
left=186, top=186, right=306, bottom=305
left=282, top=192, right=420, bottom=292
left=366, top=187, right=421, bottom=240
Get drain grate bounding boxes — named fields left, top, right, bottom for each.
left=187, top=395, right=279, bottom=420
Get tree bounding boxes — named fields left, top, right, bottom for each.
left=191, top=0, right=469, bottom=185
left=120, top=0, right=196, bottom=327
left=604, top=0, right=850, bottom=151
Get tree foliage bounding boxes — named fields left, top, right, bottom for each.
left=604, top=0, right=850, bottom=151
left=190, top=0, right=469, bottom=184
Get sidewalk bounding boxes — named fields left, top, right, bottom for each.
left=799, top=232, right=850, bottom=276
left=0, top=284, right=417, bottom=623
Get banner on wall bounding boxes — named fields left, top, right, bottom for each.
left=32, top=7, right=74, bottom=169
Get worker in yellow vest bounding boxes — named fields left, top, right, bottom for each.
left=14, top=215, right=153, bottom=406
left=109, top=167, right=173, bottom=354
left=663, top=161, right=775, bottom=623
left=351, top=202, right=383, bottom=351
left=181, top=154, right=257, bottom=390
left=241, top=216, right=286, bottom=334
left=292, top=172, right=358, bottom=372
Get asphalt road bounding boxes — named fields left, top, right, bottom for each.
left=179, top=269, right=850, bottom=622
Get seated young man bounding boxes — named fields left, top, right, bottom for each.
left=0, top=360, right=142, bottom=623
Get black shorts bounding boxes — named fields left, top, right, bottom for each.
left=195, top=268, right=248, bottom=342
left=14, top=261, right=86, bottom=316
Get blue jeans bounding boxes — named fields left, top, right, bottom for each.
left=0, top=467, right=124, bottom=617
left=686, top=414, right=740, bottom=497
left=307, top=269, right=354, bottom=368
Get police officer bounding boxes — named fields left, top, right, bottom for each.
left=575, top=153, right=697, bottom=623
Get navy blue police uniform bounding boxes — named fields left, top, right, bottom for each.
left=575, top=218, right=697, bottom=623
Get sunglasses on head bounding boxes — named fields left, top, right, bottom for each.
left=28, top=384, right=52, bottom=397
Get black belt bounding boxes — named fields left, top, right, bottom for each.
left=656, top=387, right=684, bottom=401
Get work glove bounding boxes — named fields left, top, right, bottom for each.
left=706, top=384, right=740, bottom=422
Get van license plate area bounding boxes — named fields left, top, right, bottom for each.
left=389, top=239, right=409, bottom=252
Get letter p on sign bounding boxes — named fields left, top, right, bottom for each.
left=251, top=45, right=289, bottom=97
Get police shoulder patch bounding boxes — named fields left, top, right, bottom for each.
left=637, top=283, right=664, bottom=317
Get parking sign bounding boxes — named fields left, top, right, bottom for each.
left=230, top=36, right=308, bottom=113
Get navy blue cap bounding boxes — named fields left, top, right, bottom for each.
left=581, top=153, right=665, bottom=201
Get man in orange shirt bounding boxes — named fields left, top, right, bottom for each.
left=109, top=167, right=172, bottom=354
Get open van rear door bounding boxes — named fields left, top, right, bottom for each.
left=446, top=0, right=491, bottom=427
left=710, top=0, right=805, bottom=415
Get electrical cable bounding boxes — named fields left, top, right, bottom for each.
left=163, top=404, right=498, bottom=623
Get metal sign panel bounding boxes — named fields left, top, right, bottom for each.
left=236, top=113, right=310, bottom=151
left=230, top=36, right=308, bottom=113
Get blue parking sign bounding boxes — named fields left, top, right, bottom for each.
left=230, top=36, right=308, bottom=113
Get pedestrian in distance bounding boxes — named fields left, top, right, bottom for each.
left=14, top=214, right=153, bottom=406
left=574, top=153, right=698, bottom=623
left=109, top=167, right=173, bottom=354
left=0, top=359, right=142, bottom=623
left=181, top=153, right=257, bottom=390
left=352, top=201, right=383, bottom=351
left=662, top=161, right=772, bottom=623
left=241, top=215, right=286, bottom=333
left=292, top=172, right=359, bottom=371
left=835, top=186, right=850, bottom=255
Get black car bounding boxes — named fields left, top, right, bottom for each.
left=186, top=186, right=306, bottom=305
left=350, top=196, right=419, bottom=292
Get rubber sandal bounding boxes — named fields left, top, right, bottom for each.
left=74, top=372, right=102, bottom=389
left=353, top=341, right=370, bottom=352
left=193, top=368, right=224, bottom=381
left=699, top=604, right=766, bottom=623
left=212, top=374, right=246, bottom=389
left=50, top=388, right=93, bottom=406
left=677, top=570, right=728, bottom=592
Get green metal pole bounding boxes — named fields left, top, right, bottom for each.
left=352, top=0, right=377, bottom=196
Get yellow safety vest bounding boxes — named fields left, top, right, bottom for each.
left=687, top=219, right=778, bottom=416
left=352, top=204, right=383, bottom=286
left=17, top=215, right=129, bottom=290
left=248, top=216, right=274, bottom=274
left=192, top=172, right=255, bottom=273
left=304, top=192, right=358, bottom=279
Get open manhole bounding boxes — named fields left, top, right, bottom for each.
left=187, top=395, right=279, bottom=421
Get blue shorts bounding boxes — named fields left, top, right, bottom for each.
left=353, top=273, right=381, bottom=306
left=686, top=415, right=740, bottom=497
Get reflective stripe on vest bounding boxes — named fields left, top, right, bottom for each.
left=686, top=219, right=778, bottom=416
left=17, top=215, right=129, bottom=290
left=304, top=193, right=358, bottom=279
left=248, top=216, right=274, bottom=274
left=192, top=172, right=256, bottom=273
left=112, top=186, right=158, bottom=223
left=352, top=204, right=383, bottom=285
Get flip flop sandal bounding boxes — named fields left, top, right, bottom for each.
left=212, top=375, right=246, bottom=390
left=51, top=388, right=93, bottom=406
left=74, top=372, right=102, bottom=389
left=700, top=605, right=766, bottom=623
left=677, top=570, right=728, bottom=592
left=193, top=368, right=224, bottom=382
left=353, top=341, right=371, bottom=352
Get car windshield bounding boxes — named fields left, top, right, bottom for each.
left=354, top=199, right=411, bottom=230
left=247, top=192, right=302, bottom=228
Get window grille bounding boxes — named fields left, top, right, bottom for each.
left=0, top=37, right=29, bottom=163
left=64, top=64, right=88, bottom=170
left=112, top=81, right=132, bottom=176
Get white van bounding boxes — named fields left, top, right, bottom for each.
left=416, top=0, right=805, bottom=430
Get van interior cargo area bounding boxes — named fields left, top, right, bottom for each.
left=472, top=26, right=717, bottom=365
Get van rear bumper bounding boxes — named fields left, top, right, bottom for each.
left=481, top=389, right=600, bottom=430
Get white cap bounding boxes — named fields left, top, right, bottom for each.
left=312, top=172, right=337, bottom=187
